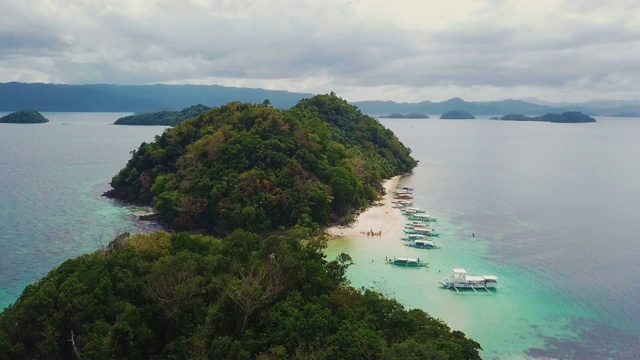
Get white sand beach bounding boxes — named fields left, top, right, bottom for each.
left=326, top=176, right=405, bottom=240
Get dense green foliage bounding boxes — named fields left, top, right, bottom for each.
left=490, top=112, right=596, bottom=123
left=538, top=111, right=596, bottom=123
left=0, top=230, right=482, bottom=359
left=114, top=104, right=211, bottom=126
left=0, top=109, right=48, bottom=123
left=107, top=94, right=417, bottom=233
left=378, top=113, right=429, bottom=119
left=439, top=110, right=475, bottom=119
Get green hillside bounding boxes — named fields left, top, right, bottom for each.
left=106, top=94, right=417, bottom=234
left=0, top=230, right=481, bottom=359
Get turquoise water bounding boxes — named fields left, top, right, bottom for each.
left=0, top=113, right=166, bottom=309
left=326, top=117, right=640, bottom=359
left=2, top=113, right=640, bottom=359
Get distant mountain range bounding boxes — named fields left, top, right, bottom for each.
left=0, top=82, right=312, bottom=112
left=1, top=82, right=639, bottom=117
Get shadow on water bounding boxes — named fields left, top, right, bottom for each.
left=526, top=318, right=640, bottom=360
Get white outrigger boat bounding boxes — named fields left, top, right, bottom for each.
left=387, top=256, right=426, bottom=267
left=401, top=207, right=426, bottom=214
left=406, top=213, right=437, bottom=222
left=403, top=227, right=440, bottom=236
left=439, top=269, right=498, bottom=293
left=405, top=239, right=437, bottom=249
left=400, top=233, right=426, bottom=241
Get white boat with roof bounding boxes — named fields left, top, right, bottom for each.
left=406, top=239, right=437, bottom=249
left=398, top=186, right=414, bottom=191
left=401, top=207, right=425, bottom=214
left=400, top=233, right=426, bottom=241
left=404, top=227, right=440, bottom=236
left=439, top=269, right=498, bottom=293
left=406, top=213, right=437, bottom=222
left=387, top=256, right=426, bottom=267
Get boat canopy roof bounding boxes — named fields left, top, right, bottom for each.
left=482, top=275, right=498, bottom=280
left=466, top=276, right=485, bottom=282
left=452, top=268, right=466, bottom=273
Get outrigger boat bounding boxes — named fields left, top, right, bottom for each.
left=405, top=239, right=437, bottom=249
left=400, top=233, right=426, bottom=241
left=401, top=207, right=425, bottom=214
left=394, top=194, right=413, bottom=200
left=387, top=257, right=426, bottom=267
left=439, top=269, right=498, bottom=293
left=403, top=227, right=440, bottom=236
left=406, top=213, right=437, bottom=222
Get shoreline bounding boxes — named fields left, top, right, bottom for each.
left=325, top=175, right=405, bottom=240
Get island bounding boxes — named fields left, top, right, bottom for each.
left=0, top=110, right=49, bottom=123
left=114, top=104, right=210, bottom=126
left=611, top=112, right=640, bottom=117
left=0, top=94, right=483, bottom=360
left=489, top=111, right=596, bottom=123
left=105, top=94, right=418, bottom=233
left=378, top=112, right=429, bottom=119
left=440, top=110, right=475, bottom=119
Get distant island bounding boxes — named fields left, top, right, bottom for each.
left=378, top=112, right=429, bottom=119
left=0, top=110, right=48, bottom=124
left=114, top=104, right=211, bottom=126
left=611, top=112, right=640, bottom=117
left=489, top=111, right=596, bottom=123
left=440, top=110, right=475, bottom=119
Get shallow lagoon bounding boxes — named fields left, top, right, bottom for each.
left=327, top=116, right=640, bottom=359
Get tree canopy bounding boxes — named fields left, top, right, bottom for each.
left=0, top=230, right=482, bottom=359
left=106, top=94, right=417, bottom=234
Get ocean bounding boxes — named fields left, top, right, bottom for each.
left=0, top=112, right=166, bottom=310
left=1, top=112, right=639, bottom=359
left=326, top=116, right=640, bottom=359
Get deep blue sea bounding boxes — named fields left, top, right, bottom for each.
left=1, top=112, right=640, bottom=359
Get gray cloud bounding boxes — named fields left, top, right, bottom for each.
left=1, top=0, right=639, bottom=102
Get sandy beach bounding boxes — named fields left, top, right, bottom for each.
left=326, top=175, right=405, bottom=240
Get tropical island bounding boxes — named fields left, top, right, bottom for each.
left=105, top=94, right=418, bottom=233
left=0, top=94, right=483, bottom=359
left=114, top=104, right=211, bottom=126
left=0, top=110, right=49, bottom=123
left=440, top=110, right=475, bottom=119
left=489, top=111, right=596, bottom=123
left=378, top=112, right=429, bottom=119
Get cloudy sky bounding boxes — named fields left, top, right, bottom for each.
left=1, top=0, right=639, bottom=103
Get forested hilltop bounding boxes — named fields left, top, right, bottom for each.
left=106, top=94, right=417, bottom=234
left=0, top=230, right=482, bottom=359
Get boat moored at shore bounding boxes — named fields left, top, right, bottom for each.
left=387, top=257, right=426, bottom=267
left=400, top=233, right=426, bottom=241
left=406, top=239, right=437, bottom=249
left=439, top=269, right=498, bottom=293
left=404, top=227, right=440, bottom=236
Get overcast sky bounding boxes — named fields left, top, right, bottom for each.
left=1, top=0, right=639, bottom=103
